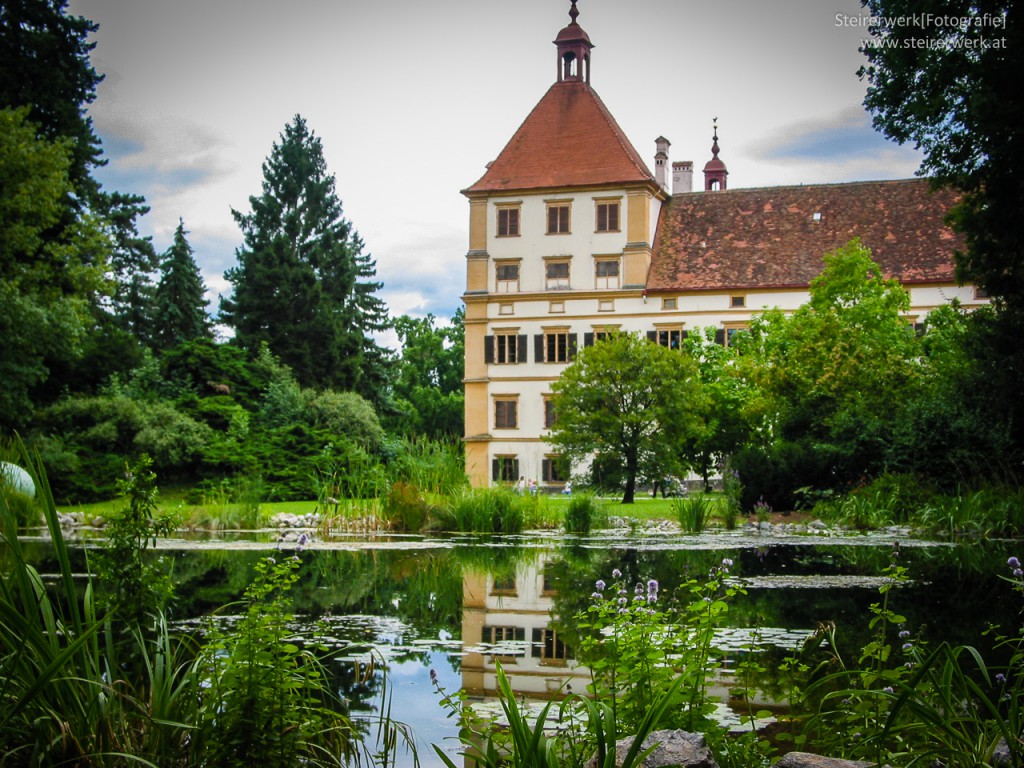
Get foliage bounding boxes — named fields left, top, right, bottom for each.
left=548, top=331, right=705, bottom=504
left=222, top=114, right=392, bottom=402
left=563, top=493, right=606, bottom=534
left=673, top=493, right=711, bottom=533
left=0, top=0, right=104, bottom=194
left=439, top=487, right=529, bottom=533
left=679, top=327, right=757, bottom=491
left=431, top=660, right=671, bottom=768
left=390, top=310, right=465, bottom=439
left=151, top=217, right=213, bottom=349
left=193, top=547, right=361, bottom=766
left=575, top=560, right=742, bottom=735
left=90, top=455, right=178, bottom=639
left=0, top=107, right=110, bottom=430
left=788, top=545, right=1024, bottom=768
left=383, top=480, right=432, bottom=532
left=741, top=240, right=921, bottom=502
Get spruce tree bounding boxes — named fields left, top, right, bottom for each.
left=152, top=219, right=211, bottom=350
left=222, top=115, right=391, bottom=398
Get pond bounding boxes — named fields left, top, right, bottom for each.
left=24, top=524, right=1023, bottom=767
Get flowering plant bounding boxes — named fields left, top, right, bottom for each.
left=574, top=559, right=742, bottom=735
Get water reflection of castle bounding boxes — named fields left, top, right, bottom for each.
left=461, top=557, right=590, bottom=699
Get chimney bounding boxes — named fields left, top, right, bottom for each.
left=672, top=161, right=693, bottom=194
left=654, top=136, right=670, bottom=191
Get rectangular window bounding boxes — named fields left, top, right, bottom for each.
left=547, top=203, right=571, bottom=234
left=496, top=262, right=520, bottom=293
left=494, top=398, right=518, bottom=429
left=532, top=627, right=571, bottom=663
left=724, top=324, right=749, bottom=348
left=493, top=332, right=522, bottom=364
left=542, top=455, right=567, bottom=482
left=656, top=328, right=682, bottom=350
left=490, top=575, right=517, bottom=595
left=730, top=295, right=746, bottom=308
left=484, top=625, right=525, bottom=644
left=544, top=397, right=556, bottom=429
left=595, top=201, right=620, bottom=232
left=595, top=259, right=620, bottom=289
left=497, top=206, right=520, bottom=237
left=492, top=456, right=519, bottom=483
left=662, top=297, right=677, bottom=310
left=545, top=331, right=569, bottom=363
left=546, top=261, right=570, bottom=290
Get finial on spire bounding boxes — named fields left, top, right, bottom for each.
left=569, top=0, right=580, bottom=24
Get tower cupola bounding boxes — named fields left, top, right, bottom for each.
left=703, top=120, right=728, bottom=191
left=554, top=0, right=593, bottom=83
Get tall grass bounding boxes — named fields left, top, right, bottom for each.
left=563, top=494, right=607, bottom=534
left=439, top=487, right=530, bottom=533
left=673, top=494, right=712, bottom=532
left=0, top=447, right=406, bottom=765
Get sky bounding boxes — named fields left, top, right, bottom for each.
left=68, top=0, right=923, bottom=345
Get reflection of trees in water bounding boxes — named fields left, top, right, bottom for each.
left=545, top=540, right=1020, bottom=699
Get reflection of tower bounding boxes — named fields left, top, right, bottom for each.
left=461, top=555, right=590, bottom=699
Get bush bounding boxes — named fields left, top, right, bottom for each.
left=673, top=494, right=711, bottom=532
left=564, top=493, right=605, bottom=534
left=732, top=440, right=842, bottom=512
left=383, top=481, right=432, bottom=532
left=440, top=488, right=527, bottom=533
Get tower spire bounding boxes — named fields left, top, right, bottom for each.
left=703, top=118, right=728, bottom=191
left=554, top=0, right=593, bottom=83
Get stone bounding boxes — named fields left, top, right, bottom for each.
left=586, top=730, right=718, bottom=768
left=775, top=752, right=881, bottom=768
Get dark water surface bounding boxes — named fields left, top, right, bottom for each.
left=24, top=527, right=1023, bottom=767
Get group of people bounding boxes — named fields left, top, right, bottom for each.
left=514, top=477, right=573, bottom=495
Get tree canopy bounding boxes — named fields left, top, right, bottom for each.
left=151, top=219, right=212, bottom=350
left=222, top=115, right=392, bottom=402
left=859, top=0, right=1022, bottom=309
left=548, top=331, right=705, bottom=503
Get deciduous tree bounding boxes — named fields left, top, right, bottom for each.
left=548, top=331, right=705, bottom=504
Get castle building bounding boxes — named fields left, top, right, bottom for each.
left=461, top=1, right=983, bottom=489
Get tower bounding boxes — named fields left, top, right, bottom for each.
left=554, top=0, right=593, bottom=83
left=703, top=120, right=728, bottom=191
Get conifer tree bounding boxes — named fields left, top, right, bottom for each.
left=152, top=219, right=211, bottom=350
left=222, top=115, right=391, bottom=399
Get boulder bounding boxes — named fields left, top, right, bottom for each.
left=586, top=730, right=718, bottom=768
left=775, top=752, right=882, bottom=768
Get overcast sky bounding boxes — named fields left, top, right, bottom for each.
left=68, top=0, right=922, bottom=343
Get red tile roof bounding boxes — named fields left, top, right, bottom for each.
left=647, top=179, right=963, bottom=292
left=463, top=81, right=657, bottom=195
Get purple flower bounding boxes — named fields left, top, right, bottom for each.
left=1008, top=556, right=1021, bottom=570
left=996, top=673, right=1007, bottom=686
left=611, top=568, right=622, bottom=579
left=882, top=686, right=894, bottom=694
left=430, top=669, right=438, bottom=685
left=902, top=643, right=914, bottom=651
left=899, top=630, right=910, bottom=639
left=1015, top=569, right=1024, bottom=578
left=721, top=558, right=734, bottom=568
left=595, top=579, right=606, bottom=592
left=591, top=591, right=603, bottom=600
left=617, top=597, right=628, bottom=607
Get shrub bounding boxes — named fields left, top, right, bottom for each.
left=564, top=493, right=604, bottom=534
left=384, top=481, right=432, bottom=532
left=673, top=494, right=711, bottom=532
left=440, top=488, right=527, bottom=533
